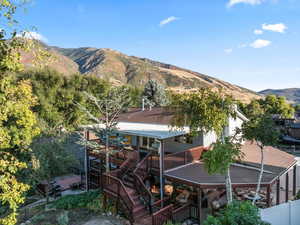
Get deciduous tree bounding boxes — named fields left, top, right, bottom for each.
left=172, top=88, right=239, bottom=202
left=242, top=114, right=279, bottom=204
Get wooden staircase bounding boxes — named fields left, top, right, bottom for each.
left=103, top=151, right=173, bottom=225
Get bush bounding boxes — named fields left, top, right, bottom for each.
left=52, top=191, right=101, bottom=210
left=57, top=211, right=69, bottom=225
left=203, top=201, right=270, bottom=225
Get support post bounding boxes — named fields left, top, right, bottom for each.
left=198, top=187, right=202, bottom=225
left=286, top=172, right=289, bottom=202
left=293, top=165, right=297, bottom=196
left=276, top=178, right=280, bottom=205
left=85, top=129, right=89, bottom=191
left=136, top=136, right=140, bottom=151
left=159, top=139, right=165, bottom=207
left=267, top=185, right=271, bottom=207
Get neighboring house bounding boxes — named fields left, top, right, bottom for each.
left=84, top=107, right=297, bottom=225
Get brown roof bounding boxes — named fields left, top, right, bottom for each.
left=164, top=162, right=277, bottom=188
left=117, top=107, right=174, bottom=125
left=240, top=141, right=297, bottom=175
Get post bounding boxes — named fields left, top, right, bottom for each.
left=158, top=139, right=165, bottom=207
left=293, top=165, right=297, bottom=196
left=136, top=136, right=140, bottom=151
left=198, top=187, right=202, bottom=225
left=266, top=185, right=271, bottom=207
left=276, top=178, right=280, bottom=205
left=286, top=172, right=289, bottom=202
left=84, top=129, right=89, bottom=191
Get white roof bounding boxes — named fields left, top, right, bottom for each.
left=83, top=122, right=189, bottom=140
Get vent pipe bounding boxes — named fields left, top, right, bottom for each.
left=142, top=98, right=145, bottom=111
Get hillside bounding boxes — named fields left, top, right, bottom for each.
left=21, top=43, right=260, bottom=103
left=259, top=88, right=300, bottom=104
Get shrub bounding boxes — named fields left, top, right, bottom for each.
left=203, top=201, right=270, bottom=225
left=57, top=211, right=69, bottom=225
left=52, top=191, right=101, bottom=210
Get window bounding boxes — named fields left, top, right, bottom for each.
left=140, top=137, right=157, bottom=150
left=174, top=134, right=193, bottom=144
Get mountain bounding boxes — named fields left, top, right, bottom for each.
left=259, top=88, right=300, bottom=104
left=21, top=43, right=260, bottom=103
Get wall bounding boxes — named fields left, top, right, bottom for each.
left=261, top=200, right=300, bottom=225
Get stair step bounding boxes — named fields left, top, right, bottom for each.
left=134, top=215, right=152, bottom=225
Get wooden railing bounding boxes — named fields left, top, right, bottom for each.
left=133, top=153, right=154, bottom=213
left=172, top=202, right=199, bottom=223
left=152, top=204, right=173, bottom=225
left=103, top=172, right=135, bottom=222
left=149, top=146, right=207, bottom=171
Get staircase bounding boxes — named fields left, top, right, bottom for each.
left=103, top=151, right=173, bottom=225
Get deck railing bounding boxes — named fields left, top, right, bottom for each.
left=133, top=153, right=154, bottom=213
left=103, top=172, right=135, bottom=222
left=152, top=204, right=173, bottom=225
left=149, top=146, right=207, bottom=171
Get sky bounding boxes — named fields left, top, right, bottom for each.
left=14, top=0, right=300, bottom=91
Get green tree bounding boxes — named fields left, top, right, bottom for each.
left=143, top=79, right=169, bottom=107
left=172, top=88, right=238, bottom=202
left=78, top=87, right=131, bottom=172
left=202, top=137, right=244, bottom=203
left=203, top=201, right=270, bottom=225
left=242, top=95, right=295, bottom=119
left=31, top=134, right=78, bottom=203
left=19, top=69, right=111, bottom=130
left=0, top=77, right=40, bottom=225
left=242, top=114, right=279, bottom=204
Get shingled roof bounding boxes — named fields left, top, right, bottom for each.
left=240, top=141, right=297, bottom=175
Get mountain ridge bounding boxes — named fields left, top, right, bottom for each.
left=20, top=42, right=260, bottom=103
left=259, top=88, right=300, bottom=104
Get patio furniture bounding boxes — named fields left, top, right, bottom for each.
left=176, top=190, right=190, bottom=204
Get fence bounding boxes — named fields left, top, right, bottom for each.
left=260, top=199, right=300, bottom=225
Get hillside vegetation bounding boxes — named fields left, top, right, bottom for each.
left=20, top=42, right=260, bottom=103
left=259, top=88, right=300, bottom=104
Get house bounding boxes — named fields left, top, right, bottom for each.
left=83, top=107, right=298, bottom=225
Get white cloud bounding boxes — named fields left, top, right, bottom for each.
left=262, top=23, right=287, bottom=33
left=254, top=29, right=263, bottom=35
left=17, top=31, right=48, bottom=42
left=224, top=48, right=233, bottom=54
left=159, top=16, right=179, bottom=27
left=250, top=39, right=271, bottom=48
left=227, top=0, right=264, bottom=7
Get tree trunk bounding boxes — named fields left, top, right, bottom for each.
left=105, top=133, right=110, bottom=172
left=222, top=129, right=233, bottom=203
left=253, top=146, right=264, bottom=204
left=225, top=167, right=233, bottom=203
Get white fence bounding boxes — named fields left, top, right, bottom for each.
left=261, top=200, right=300, bottom=225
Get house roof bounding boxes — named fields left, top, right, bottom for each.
left=116, top=106, right=248, bottom=125
left=164, top=161, right=278, bottom=188
left=240, top=141, right=297, bottom=175
left=116, top=107, right=174, bottom=125
left=84, top=121, right=189, bottom=140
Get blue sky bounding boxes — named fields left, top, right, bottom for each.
left=16, top=0, right=300, bottom=91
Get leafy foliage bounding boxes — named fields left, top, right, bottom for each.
left=143, top=79, right=169, bottom=107
left=0, top=76, right=40, bottom=225
left=31, top=134, right=78, bottom=200
left=52, top=191, right=102, bottom=210
left=203, top=201, right=270, bottom=225
left=171, top=88, right=236, bottom=136
left=203, top=137, right=243, bottom=175
left=240, top=95, right=294, bottom=119
left=19, top=69, right=111, bottom=130
left=242, top=114, right=279, bottom=148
